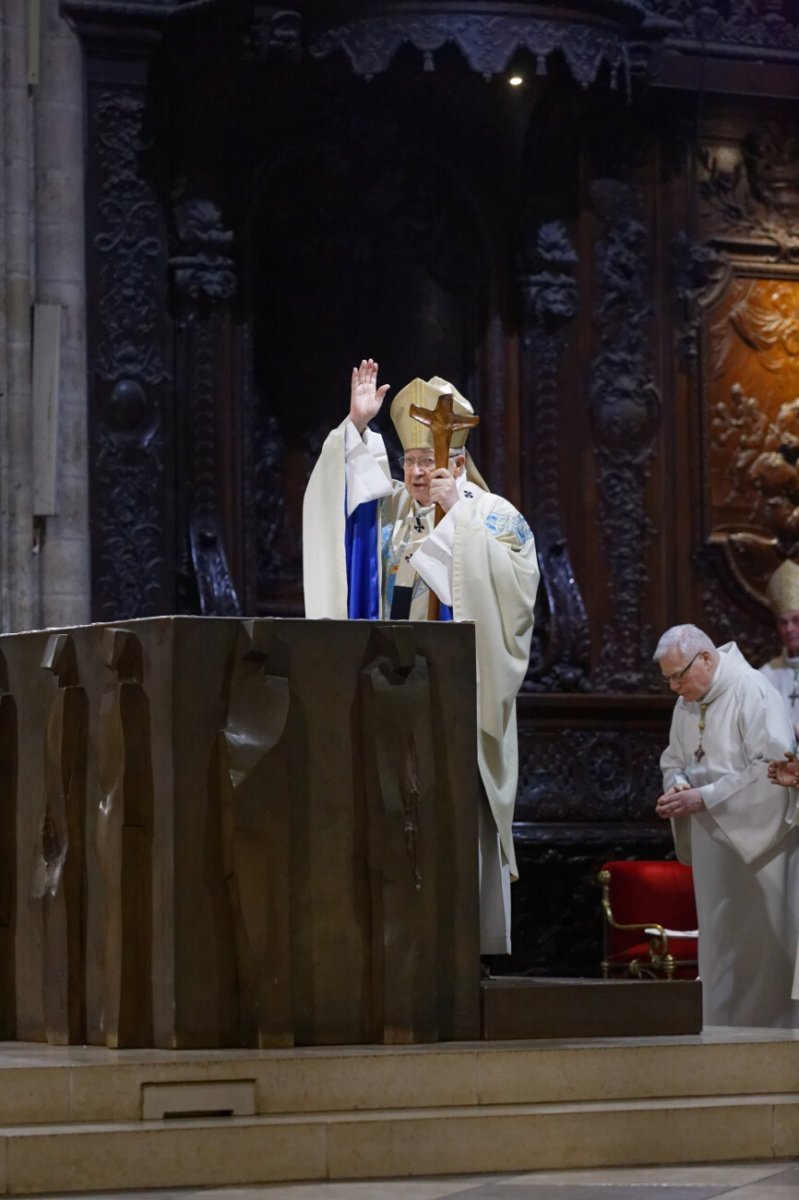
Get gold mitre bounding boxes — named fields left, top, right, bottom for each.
left=390, top=376, right=475, bottom=451
left=766, top=559, right=799, bottom=615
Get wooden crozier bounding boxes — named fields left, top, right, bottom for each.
left=409, top=393, right=479, bottom=619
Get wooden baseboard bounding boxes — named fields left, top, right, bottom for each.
left=481, top=976, right=703, bottom=1039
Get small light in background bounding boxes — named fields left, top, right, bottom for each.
left=508, top=74, right=524, bottom=87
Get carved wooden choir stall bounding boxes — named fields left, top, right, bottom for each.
left=57, top=0, right=799, bottom=977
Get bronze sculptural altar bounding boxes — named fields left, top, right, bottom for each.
left=2, top=617, right=480, bottom=1049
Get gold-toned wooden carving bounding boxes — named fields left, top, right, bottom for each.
left=708, top=277, right=799, bottom=594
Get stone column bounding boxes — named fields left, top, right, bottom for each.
left=35, top=0, right=90, bottom=628
left=61, top=2, right=175, bottom=622
left=0, top=0, right=90, bottom=633
left=0, top=0, right=36, bottom=631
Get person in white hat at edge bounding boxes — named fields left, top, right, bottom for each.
left=302, top=358, right=539, bottom=962
left=760, top=558, right=799, bottom=741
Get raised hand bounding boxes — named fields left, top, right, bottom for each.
left=350, top=358, right=390, bottom=433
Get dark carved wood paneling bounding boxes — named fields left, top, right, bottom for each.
left=679, top=108, right=799, bottom=661
left=655, top=0, right=799, bottom=51
left=519, top=221, right=592, bottom=694
left=505, top=695, right=673, bottom=977
left=63, top=0, right=799, bottom=979
left=86, top=71, right=174, bottom=620
left=242, top=82, right=493, bottom=613
left=308, top=5, right=669, bottom=92
left=170, top=195, right=242, bottom=614
left=590, top=177, right=662, bottom=692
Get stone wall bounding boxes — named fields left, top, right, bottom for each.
left=0, top=0, right=89, bottom=634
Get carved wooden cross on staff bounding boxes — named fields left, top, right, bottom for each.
left=410, top=392, right=479, bottom=620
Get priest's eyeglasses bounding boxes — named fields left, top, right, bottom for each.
left=399, top=455, right=437, bottom=471
left=399, top=452, right=461, bottom=472
left=661, top=650, right=702, bottom=686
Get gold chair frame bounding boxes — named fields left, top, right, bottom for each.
left=598, top=867, right=698, bottom=981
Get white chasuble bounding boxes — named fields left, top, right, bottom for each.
left=661, top=642, right=799, bottom=1027
left=303, top=417, right=539, bottom=954
left=759, top=655, right=799, bottom=743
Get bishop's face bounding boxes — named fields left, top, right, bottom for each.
left=659, top=647, right=716, bottom=703
left=401, top=451, right=464, bottom=507
left=777, top=610, right=799, bottom=657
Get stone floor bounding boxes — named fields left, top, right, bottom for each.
left=14, top=1161, right=799, bottom=1200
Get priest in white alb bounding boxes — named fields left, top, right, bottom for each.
left=655, top=624, right=799, bottom=1027
left=760, top=558, right=799, bottom=740
left=303, top=358, right=539, bottom=957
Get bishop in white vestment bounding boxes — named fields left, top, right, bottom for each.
left=303, top=359, right=540, bottom=955
left=655, top=625, right=799, bottom=1028
left=760, top=559, right=799, bottom=741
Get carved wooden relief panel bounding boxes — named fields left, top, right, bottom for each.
left=707, top=275, right=799, bottom=590
left=692, top=112, right=799, bottom=639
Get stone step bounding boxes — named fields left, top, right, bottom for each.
left=0, top=1091, right=797, bottom=1194
left=0, top=1033, right=797, bottom=1194
left=0, top=1033, right=795, bottom=1127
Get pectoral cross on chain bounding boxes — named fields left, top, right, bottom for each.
left=694, top=702, right=709, bottom=763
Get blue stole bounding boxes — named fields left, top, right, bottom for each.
left=345, top=496, right=452, bottom=622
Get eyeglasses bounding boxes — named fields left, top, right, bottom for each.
left=398, top=453, right=462, bottom=471
left=399, top=455, right=436, bottom=471
left=661, top=650, right=703, bottom=686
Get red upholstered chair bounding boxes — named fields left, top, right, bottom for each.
left=598, top=860, right=698, bottom=981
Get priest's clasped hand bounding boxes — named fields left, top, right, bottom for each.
left=767, top=750, right=799, bottom=788
left=655, top=784, right=706, bottom=818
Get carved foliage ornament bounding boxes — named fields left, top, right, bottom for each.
left=518, top=222, right=591, bottom=693
left=309, top=13, right=656, bottom=93
left=92, top=90, right=169, bottom=619
left=254, top=409, right=288, bottom=590
left=516, top=725, right=666, bottom=823
left=590, top=179, right=661, bottom=692
left=519, top=221, right=579, bottom=334
left=671, top=231, right=731, bottom=369
left=651, top=0, right=799, bottom=51
left=244, top=5, right=303, bottom=62
left=170, top=197, right=237, bottom=306
left=95, top=94, right=167, bottom=384
left=698, top=125, right=799, bottom=261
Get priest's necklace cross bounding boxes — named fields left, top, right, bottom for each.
left=694, top=701, right=710, bottom=762
left=790, top=667, right=799, bottom=707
